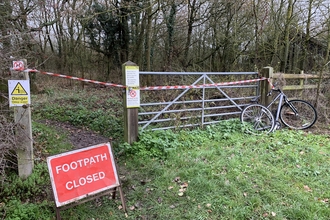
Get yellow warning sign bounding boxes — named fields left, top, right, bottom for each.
left=8, top=80, right=31, bottom=107
left=11, top=82, right=28, bottom=95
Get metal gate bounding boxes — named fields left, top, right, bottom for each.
left=138, top=71, right=260, bottom=130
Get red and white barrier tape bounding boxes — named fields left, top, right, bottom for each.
left=24, top=69, right=126, bottom=88
left=267, top=78, right=275, bottom=89
left=24, top=68, right=268, bottom=90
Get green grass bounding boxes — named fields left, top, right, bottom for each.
left=113, top=127, right=330, bottom=220
left=1, top=87, right=329, bottom=220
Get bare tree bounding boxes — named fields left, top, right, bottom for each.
left=279, top=0, right=296, bottom=72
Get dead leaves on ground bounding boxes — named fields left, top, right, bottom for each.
left=319, top=198, right=329, bottom=203
left=169, top=176, right=189, bottom=197
left=126, top=176, right=191, bottom=213
left=263, top=212, right=276, bottom=217
left=303, top=185, right=312, bottom=192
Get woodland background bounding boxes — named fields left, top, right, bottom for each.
left=1, top=0, right=330, bottom=79
left=1, top=1, right=330, bottom=212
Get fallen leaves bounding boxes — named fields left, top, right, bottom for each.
left=129, top=206, right=135, bottom=211
left=140, top=179, right=151, bottom=185
left=263, top=212, right=276, bottom=217
left=318, top=198, right=329, bottom=203
left=174, top=176, right=181, bottom=182
left=178, top=181, right=188, bottom=196
left=303, top=185, right=312, bottom=192
left=170, top=176, right=189, bottom=197
left=178, top=192, right=184, bottom=197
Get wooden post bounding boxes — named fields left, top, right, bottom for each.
left=122, top=61, right=139, bottom=144
left=11, top=59, right=34, bottom=179
left=299, top=70, right=304, bottom=97
left=260, top=67, right=273, bottom=106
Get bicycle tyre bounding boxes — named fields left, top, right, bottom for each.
left=280, top=100, right=317, bottom=130
left=240, top=104, right=275, bottom=135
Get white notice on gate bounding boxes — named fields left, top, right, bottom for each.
left=125, top=66, right=140, bottom=108
left=125, top=66, right=139, bottom=86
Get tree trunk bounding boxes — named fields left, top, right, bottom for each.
left=300, top=0, right=313, bottom=71
left=183, top=0, right=197, bottom=69
left=280, top=0, right=294, bottom=72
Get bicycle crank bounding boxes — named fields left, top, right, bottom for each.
left=273, top=121, right=282, bottom=130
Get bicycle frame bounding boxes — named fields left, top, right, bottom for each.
left=265, top=88, right=298, bottom=129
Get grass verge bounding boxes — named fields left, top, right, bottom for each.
left=113, top=125, right=330, bottom=220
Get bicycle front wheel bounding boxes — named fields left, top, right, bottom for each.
left=240, top=104, right=275, bottom=135
left=280, top=100, right=317, bottom=130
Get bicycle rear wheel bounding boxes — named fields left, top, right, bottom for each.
left=280, top=100, right=317, bottom=130
left=240, top=104, right=275, bottom=135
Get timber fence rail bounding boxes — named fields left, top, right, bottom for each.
left=273, top=71, right=330, bottom=91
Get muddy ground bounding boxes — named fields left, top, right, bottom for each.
left=40, top=120, right=111, bottom=149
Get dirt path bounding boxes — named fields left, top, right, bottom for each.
left=40, top=120, right=111, bottom=149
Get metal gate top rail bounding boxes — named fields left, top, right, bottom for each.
left=140, top=71, right=258, bottom=75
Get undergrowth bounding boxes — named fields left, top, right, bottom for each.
left=121, top=119, right=245, bottom=159
left=0, top=163, right=54, bottom=220
left=32, top=88, right=123, bottom=141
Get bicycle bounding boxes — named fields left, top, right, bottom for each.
left=240, top=83, right=317, bottom=135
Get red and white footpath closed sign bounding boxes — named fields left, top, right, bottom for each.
left=47, top=143, right=120, bottom=207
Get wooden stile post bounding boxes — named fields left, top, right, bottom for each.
left=11, top=59, right=34, bottom=179
left=122, top=61, right=140, bottom=144
left=260, top=67, right=273, bottom=106
left=299, top=70, right=304, bottom=97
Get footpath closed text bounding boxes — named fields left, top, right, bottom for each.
left=55, top=153, right=108, bottom=190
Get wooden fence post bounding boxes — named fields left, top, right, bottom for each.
left=122, top=61, right=140, bottom=144
left=11, top=59, right=34, bottom=179
left=260, top=67, right=273, bottom=106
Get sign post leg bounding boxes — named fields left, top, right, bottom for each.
left=55, top=206, right=61, bottom=220
left=11, top=59, right=34, bottom=179
left=118, top=186, right=127, bottom=213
